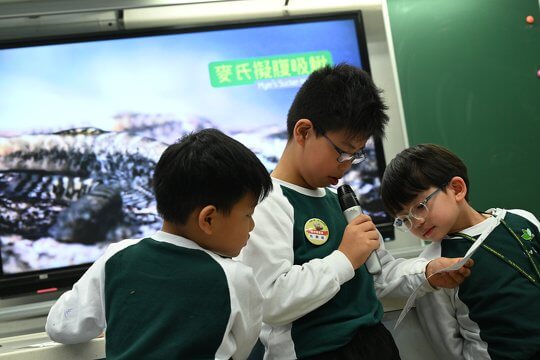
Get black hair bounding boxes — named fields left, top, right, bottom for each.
left=381, top=143, right=470, bottom=217
left=152, top=128, right=273, bottom=225
left=286, top=63, right=389, bottom=140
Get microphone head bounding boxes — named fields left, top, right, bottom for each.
left=337, top=184, right=360, bottom=211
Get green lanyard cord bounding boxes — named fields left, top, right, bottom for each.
left=454, top=218, right=540, bottom=289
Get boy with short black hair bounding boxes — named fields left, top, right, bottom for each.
left=46, top=128, right=273, bottom=360
left=381, top=143, right=540, bottom=360
left=237, top=64, right=472, bottom=359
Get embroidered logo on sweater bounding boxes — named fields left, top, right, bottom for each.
left=521, top=228, right=535, bottom=241
left=304, top=218, right=329, bottom=245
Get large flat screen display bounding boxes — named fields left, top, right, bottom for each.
left=0, top=13, right=393, bottom=296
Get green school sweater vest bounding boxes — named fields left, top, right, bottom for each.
left=104, top=238, right=231, bottom=359
left=281, top=186, right=383, bottom=358
left=441, top=213, right=540, bottom=359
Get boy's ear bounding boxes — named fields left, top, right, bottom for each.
left=198, top=205, right=217, bottom=235
left=449, top=176, right=467, bottom=202
left=293, top=119, right=313, bottom=145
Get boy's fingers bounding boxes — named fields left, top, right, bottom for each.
left=435, top=271, right=464, bottom=287
left=346, top=219, right=377, bottom=233
left=367, top=230, right=381, bottom=243
left=360, top=221, right=377, bottom=232
left=451, top=270, right=466, bottom=283
left=348, top=214, right=373, bottom=225
left=464, top=259, right=474, bottom=268
left=459, top=267, right=472, bottom=277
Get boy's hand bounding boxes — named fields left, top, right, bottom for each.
left=338, top=214, right=380, bottom=269
left=425, top=257, right=474, bottom=289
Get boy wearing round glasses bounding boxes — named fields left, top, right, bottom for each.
left=237, top=64, right=472, bottom=360
left=381, top=143, right=540, bottom=360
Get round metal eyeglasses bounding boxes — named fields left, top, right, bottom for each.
left=393, top=188, right=443, bottom=232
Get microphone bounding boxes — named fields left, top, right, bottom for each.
left=337, top=184, right=382, bottom=275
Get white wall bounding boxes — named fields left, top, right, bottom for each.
left=362, top=8, right=424, bottom=256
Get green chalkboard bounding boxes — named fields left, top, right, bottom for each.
left=387, top=0, right=540, bottom=218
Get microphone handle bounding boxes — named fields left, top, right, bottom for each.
left=343, top=206, right=383, bottom=275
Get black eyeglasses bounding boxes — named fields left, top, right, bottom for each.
left=322, top=134, right=366, bottom=164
